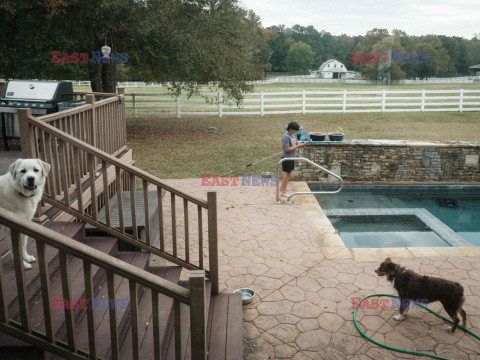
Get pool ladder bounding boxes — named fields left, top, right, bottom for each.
left=275, top=157, right=344, bottom=204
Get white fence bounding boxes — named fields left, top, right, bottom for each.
left=124, top=89, right=480, bottom=117
left=68, top=75, right=480, bottom=88
left=392, top=78, right=474, bottom=84
left=72, top=80, right=165, bottom=87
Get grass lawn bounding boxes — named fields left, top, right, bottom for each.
left=126, top=111, right=480, bottom=179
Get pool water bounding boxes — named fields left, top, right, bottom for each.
left=311, top=186, right=480, bottom=247
left=329, top=215, right=448, bottom=248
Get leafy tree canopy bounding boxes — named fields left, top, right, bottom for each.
left=0, top=0, right=267, bottom=101
left=286, top=41, right=315, bottom=74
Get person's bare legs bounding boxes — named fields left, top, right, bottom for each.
left=280, top=171, right=291, bottom=196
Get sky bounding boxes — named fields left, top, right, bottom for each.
left=239, top=0, right=480, bottom=39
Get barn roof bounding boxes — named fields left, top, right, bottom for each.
left=318, top=59, right=347, bottom=72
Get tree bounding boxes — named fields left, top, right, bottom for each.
left=285, top=41, right=315, bottom=74
left=412, top=43, right=443, bottom=78
left=0, top=0, right=137, bottom=93
left=354, top=30, right=406, bottom=81
left=0, top=0, right=267, bottom=101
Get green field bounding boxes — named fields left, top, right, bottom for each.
left=126, top=111, right=480, bottom=179
left=75, top=82, right=480, bottom=179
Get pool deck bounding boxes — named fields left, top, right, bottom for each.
left=165, top=179, right=480, bottom=359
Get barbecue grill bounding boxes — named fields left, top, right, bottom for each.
left=0, top=80, right=74, bottom=150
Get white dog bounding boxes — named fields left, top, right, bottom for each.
left=0, top=159, right=50, bottom=269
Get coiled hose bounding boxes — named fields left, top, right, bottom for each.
left=353, top=294, right=480, bottom=359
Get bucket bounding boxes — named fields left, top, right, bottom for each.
left=310, top=132, right=326, bottom=141
left=328, top=132, right=345, bottom=141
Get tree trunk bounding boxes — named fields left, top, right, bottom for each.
left=89, top=63, right=103, bottom=92
left=102, top=63, right=116, bottom=93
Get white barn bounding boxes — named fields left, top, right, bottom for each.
left=311, top=59, right=355, bottom=79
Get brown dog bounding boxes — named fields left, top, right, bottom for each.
left=375, top=257, right=467, bottom=333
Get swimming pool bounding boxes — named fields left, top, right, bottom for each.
left=310, top=185, right=480, bottom=248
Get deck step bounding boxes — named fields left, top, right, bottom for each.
left=85, top=190, right=164, bottom=251
left=163, top=280, right=213, bottom=360
left=67, top=252, right=150, bottom=359
left=119, top=266, right=182, bottom=360
left=27, top=237, right=118, bottom=336
left=1, top=222, right=85, bottom=320
left=207, top=293, right=243, bottom=360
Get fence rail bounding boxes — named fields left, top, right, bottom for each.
left=124, top=89, right=480, bottom=118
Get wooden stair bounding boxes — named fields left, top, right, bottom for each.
left=0, top=222, right=242, bottom=360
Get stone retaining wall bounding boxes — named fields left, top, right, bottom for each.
left=294, top=140, right=480, bottom=183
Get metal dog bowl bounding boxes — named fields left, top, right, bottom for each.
left=233, top=288, right=256, bottom=304
left=261, top=172, right=273, bottom=178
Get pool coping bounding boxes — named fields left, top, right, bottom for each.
left=291, top=181, right=480, bottom=261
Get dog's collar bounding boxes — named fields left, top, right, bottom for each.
left=17, top=190, right=35, bottom=198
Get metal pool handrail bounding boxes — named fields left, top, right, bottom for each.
left=275, top=157, right=344, bottom=203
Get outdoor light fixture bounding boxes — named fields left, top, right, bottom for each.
left=102, top=30, right=111, bottom=59
left=101, top=45, right=111, bottom=58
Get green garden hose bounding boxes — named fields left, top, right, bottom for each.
left=353, top=294, right=480, bottom=360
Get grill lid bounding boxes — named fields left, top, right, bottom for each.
left=1, top=80, right=71, bottom=102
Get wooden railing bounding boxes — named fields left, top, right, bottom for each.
left=36, top=90, right=127, bottom=156
left=18, top=108, right=219, bottom=294
left=73, top=91, right=118, bottom=102
left=0, top=207, right=208, bottom=359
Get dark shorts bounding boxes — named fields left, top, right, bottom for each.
left=282, top=158, right=295, bottom=173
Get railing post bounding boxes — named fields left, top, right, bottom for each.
left=189, top=270, right=207, bottom=360
left=342, top=89, right=347, bottom=113
left=207, top=190, right=219, bottom=295
left=18, top=108, right=46, bottom=220
left=86, top=94, right=97, bottom=147
left=459, top=89, right=464, bottom=112
left=18, top=108, right=36, bottom=158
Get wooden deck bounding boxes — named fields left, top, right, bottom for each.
left=0, top=221, right=242, bottom=359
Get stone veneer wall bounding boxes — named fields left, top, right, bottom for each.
left=294, top=140, right=480, bottom=183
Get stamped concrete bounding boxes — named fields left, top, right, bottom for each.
left=163, top=178, right=480, bottom=359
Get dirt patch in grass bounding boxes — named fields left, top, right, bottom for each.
left=127, top=112, right=480, bottom=179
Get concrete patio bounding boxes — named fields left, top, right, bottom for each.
left=162, top=178, right=480, bottom=359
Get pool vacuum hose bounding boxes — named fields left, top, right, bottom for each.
left=353, top=294, right=480, bottom=359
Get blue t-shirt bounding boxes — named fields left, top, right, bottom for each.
left=282, top=132, right=297, bottom=158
